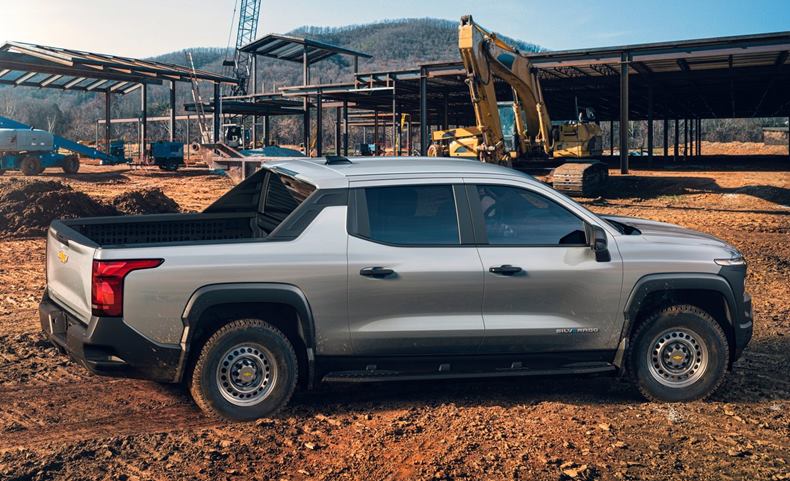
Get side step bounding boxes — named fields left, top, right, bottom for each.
left=322, top=363, right=616, bottom=383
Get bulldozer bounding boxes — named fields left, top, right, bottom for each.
left=429, top=15, right=607, bottom=195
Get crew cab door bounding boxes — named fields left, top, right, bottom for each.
left=346, top=180, right=485, bottom=355
left=465, top=179, right=623, bottom=355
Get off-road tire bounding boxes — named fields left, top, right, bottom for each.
left=61, top=156, right=80, bottom=174
left=20, top=156, right=41, bottom=176
left=628, top=304, right=729, bottom=402
left=189, top=319, right=298, bottom=421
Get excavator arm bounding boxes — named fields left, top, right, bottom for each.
left=458, top=15, right=552, bottom=162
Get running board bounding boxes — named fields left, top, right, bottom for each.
left=322, top=363, right=616, bottom=383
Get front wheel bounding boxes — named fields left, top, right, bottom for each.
left=189, top=319, right=298, bottom=420
left=628, top=305, right=729, bottom=402
left=20, top=156, right=41, bottom=176
left=61, top=156, right=80, bottom=174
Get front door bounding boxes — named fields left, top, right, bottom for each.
left=466, top=181, right=623, bottom=355
left=347, top=182, right=485, bottom=356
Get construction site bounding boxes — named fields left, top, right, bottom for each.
left=0, top=1, right=789, bottom=480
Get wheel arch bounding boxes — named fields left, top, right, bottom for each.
left=620, top=273, right=738, bottom=367
left=176, top=283, right=316, bottom=385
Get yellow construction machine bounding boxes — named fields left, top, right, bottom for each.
left=429, top=15, right=607, bottom=195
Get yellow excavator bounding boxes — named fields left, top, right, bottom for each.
left=430, top=15, right=607, bottom=195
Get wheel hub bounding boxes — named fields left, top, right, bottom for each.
left=647, top=328, right=708, bottom=388
left=216, top=343, right=277, bottom=406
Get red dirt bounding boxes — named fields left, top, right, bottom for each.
left=0, top=162, right=788, bottom=481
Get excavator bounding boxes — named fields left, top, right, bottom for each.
left=429, top=15, right=607, bottom=195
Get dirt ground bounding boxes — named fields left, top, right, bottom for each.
left=0, top=160, right=788, bottom=481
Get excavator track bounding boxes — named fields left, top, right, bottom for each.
left=551, top=161, right=609, bottom=197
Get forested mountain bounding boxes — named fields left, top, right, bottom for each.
left=0, top=18, right=539, bottom=144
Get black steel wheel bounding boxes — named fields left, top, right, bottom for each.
left=189, top=319, right=298, bottom=421
left=628, top=304, right=729, bottom=402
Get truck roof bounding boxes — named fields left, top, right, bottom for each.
left=265, top=156, right=535, bottom=189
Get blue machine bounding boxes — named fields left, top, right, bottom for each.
left=150, top=141, right=184, bottom=171
left=0, top=115, right=128, bottom=176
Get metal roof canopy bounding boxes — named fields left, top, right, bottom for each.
left=280, top=31, right=790, bottom=123
left=240, top=34, right=372, bottom=64
left=0, top=41, right=237, bottom=94
left=187, top=92, right=305, bottom=116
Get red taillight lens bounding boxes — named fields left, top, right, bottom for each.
left=91, top=259, right=162, bottom=317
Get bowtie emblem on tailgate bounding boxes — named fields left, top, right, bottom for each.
left=57, top=250, right=69, bottom=264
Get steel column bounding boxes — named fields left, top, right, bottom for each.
left=140, top=83, right=147, bottom=162
left=252, top=55, right=258, bottom=148
left=316, top=92, right=323, bottom=157
left=419, top=67, right=428, bottom=155
left=690, top=118, right=695, bottom=158
left=697, top=118, right=702, bottom=156
left=442, top=92, right=449, bottom=130
left=684, top=118, right=688, bottom=160
left=303, top=45, right=310, bottom=153
left=169, top=80, right=176, bottom=142
left=609, top=120, right=614, bottom=156
left=104, top=92, right=111, bottom=155
left=335, top=106, right=341, bottom=155
left=212, top=82, right=221, bottom=143
left=674, top=119, right=679, bottom=160
left=373, top=108, right=379, bottom=154
left=342, top=101, right=349, bottom=156
left=663, top=118, right=668, bottom=158
left=392, top=82, right=398, bottom=156
left=619, top=52, right=630, bottom=174
left=647, top=86, right=653, bottom=162
left=263, top=115, right=270, bottom=146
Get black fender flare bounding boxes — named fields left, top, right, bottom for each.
left=623, top=273, right=737, bottom=336
left=613, top=273, right=738, bottom=370
left=175, top=283, right=316, bottom=382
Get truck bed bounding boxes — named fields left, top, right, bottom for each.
left=55, top=212, right=257, bottom=247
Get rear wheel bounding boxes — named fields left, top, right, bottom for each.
left=628, top=304, right=729, bottom=402
left=189, top=319, right=298, bottom=420
left=61, top=156, right=80, bottom=174
left=20, top=156, right=41, bottom=176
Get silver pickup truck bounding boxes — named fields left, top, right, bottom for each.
left=40, top=157, right=753, bottom=420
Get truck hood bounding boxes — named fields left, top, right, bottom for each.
left=602, top=215, right=734, bottom=249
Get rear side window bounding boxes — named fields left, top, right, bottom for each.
left=355, top=185, right=460, bottom=245
left=258, top=172, right=316, bottom=233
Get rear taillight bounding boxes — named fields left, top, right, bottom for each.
left=91, top=259, right=163, bottom=317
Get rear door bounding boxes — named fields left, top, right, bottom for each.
left=346, top=180, right=485, bottom=356
left=466, top=179, right=623, bottom=355
left=46, top=224, right=97, bottom=322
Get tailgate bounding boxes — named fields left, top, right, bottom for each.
left=46, top=222, right=97, bottom=322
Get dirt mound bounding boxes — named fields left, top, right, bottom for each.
left=111, top=188, right=180, bottom=215
left=0, top=180, right=117, bottom=239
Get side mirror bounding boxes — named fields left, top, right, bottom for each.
left=586, top=223, right=611, bottom=262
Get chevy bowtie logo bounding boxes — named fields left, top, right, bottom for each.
left=57, top=250, right=69, bottom=264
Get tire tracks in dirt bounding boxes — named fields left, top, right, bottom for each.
left=0, top=379, right=217, bottom=452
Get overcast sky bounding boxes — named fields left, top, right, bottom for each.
left=2, top=0, right=788, bottom=58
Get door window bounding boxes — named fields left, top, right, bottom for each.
left=474, top=185, right=586, bottom=245
left=356, top=185, right=460, bottom=245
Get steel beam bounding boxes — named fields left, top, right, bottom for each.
left=619, top=52, right=630, bottom=173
